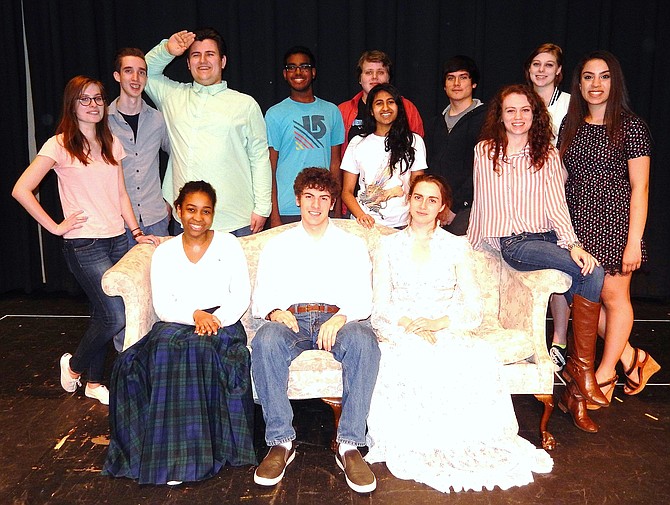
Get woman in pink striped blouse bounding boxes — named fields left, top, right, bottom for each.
left=467, top=84, right=606, bottom=433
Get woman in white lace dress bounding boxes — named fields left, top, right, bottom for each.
left=367, top=174, right=553, bottom=493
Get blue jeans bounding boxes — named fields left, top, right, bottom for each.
left=251, top=312, right=380, bottom=447
left=500, top=231, right=604, bottom=304
left=62, top=235, right=128, bottom=382
left=124, top=215, right=169, bottom=251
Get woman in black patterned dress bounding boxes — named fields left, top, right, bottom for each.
left=559, top=50, right=659, bottom=408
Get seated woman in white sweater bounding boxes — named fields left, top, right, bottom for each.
left=103, top=181, right=256, bottom=486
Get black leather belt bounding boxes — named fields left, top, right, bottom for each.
left=287, top=303, right=340, bottom=314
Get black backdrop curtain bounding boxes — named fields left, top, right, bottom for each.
left=3, top=0, right=669, bottom=298
left=2, top=0, right=40, bottom=293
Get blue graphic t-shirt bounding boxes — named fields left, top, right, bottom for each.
left=266, top=97, right=345, bottom=215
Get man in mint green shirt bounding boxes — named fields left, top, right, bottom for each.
left=145, top=28, right=271, bottom=235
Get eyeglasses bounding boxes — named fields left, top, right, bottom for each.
left=78, top=95, right=105, bottom=106
left=284, top=63, right=313, bottom=72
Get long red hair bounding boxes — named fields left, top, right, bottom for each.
left=479, top=84, right=553, bottom=173
left=56, top=76, right=117, bottom=166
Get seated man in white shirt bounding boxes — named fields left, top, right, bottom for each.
left=251, top=167, right=380, bottom=494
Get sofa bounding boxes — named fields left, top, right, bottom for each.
left=101, top=219, right=571, bottom=451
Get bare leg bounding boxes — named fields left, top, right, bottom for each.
left=594, top=273, right=634, bottom=385
left=549, top=294, right=570, bottom=345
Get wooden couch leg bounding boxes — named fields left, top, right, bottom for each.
left=534, top=394, right=556, bottom=450
left=321, top=397, right=342, bottom=452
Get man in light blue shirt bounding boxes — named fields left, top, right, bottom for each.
left=108, top=47, right=170, bottom=251
left=145, top=28, right=271, bottom=236
left=265, top=46, right=345, bottom=227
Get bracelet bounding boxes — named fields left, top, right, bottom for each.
left=567, top=241, right=583, bottom=251
left=130, top=227, right=140, bottom=233
left=265, top=308, right=281, bottom=321
left=133, top=230, right=145, bottom=239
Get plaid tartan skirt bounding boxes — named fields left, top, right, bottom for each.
left=102, top=320, right=256, bottom=484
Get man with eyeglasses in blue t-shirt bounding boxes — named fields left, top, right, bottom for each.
left=264, top=46, right=345, bottom=228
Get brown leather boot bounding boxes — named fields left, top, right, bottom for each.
left=562, top=294, right=609, bottom=407
left=558, top=382, right=599, bottom=433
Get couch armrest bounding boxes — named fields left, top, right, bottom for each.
left=101, top=239, right=170, bottom=350
left=499, top=263, right=572, bottom=363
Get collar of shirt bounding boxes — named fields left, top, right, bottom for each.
left=108, top=97, right=151, bottom=118
left=548, top=87, right=562, bottom=107
left=192, top=81, right=228, bottom=95
left=502, top=144, right=532, bottom=165
left=402, top=224, right=438, bottom=243
left=295, top=218, right=336, bottom=242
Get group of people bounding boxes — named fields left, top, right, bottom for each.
left=11, top=24, right=660, bottom=495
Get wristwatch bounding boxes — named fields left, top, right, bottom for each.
left=567, top=241, right=583, bottom=251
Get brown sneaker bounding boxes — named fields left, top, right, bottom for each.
left=335, top=445, right=376, bottom=493
left=254, top=443, right=296, bottom=486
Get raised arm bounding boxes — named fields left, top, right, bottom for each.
left=145, top=31, right=195, bottom=105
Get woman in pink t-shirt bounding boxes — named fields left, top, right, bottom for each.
left=12, top=76, right=157, bottom=405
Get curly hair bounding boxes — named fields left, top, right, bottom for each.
left=174, top=180, right=217, bottom=210
left=361, top=83, right=416, bottom=175
left=293, top=167, right=341, bottom=200
left=559, top=50, right=636, bottom=158
left=479, top=84, right=553, bottom=173
left=56, top=76, right=117, bottom=166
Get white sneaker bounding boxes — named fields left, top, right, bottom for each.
left=166, top=481, right=183, bottom=486
left=59, top=353, right=81, bottom=393
left=85, top=384, right=110, bottom=405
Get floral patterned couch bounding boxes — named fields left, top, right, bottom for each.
left=101, top=219, right=570, bottom=450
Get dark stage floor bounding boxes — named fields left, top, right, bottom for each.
left=1, top=293, right=668, bottom=504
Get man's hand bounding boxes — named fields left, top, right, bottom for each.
left=193, top=309, right=221, bottom=336
left=269, top=310, right=299, bottom=333
left=167, top=30, right=196, bottom=57
left=250, top=212, right=267, bottom=234
left=317, top=315, right=347, bottom=352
